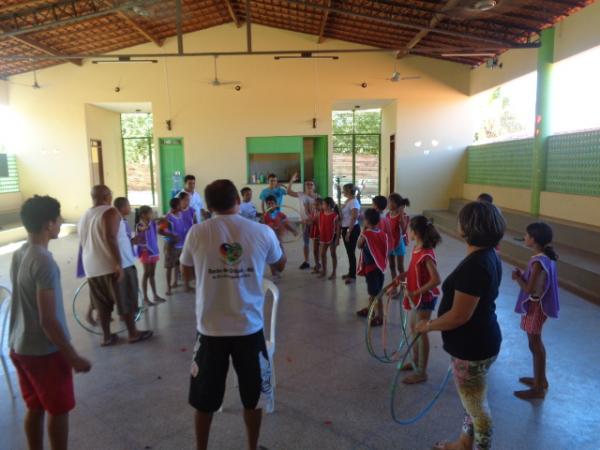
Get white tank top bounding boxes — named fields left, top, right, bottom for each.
left=78, top=205, right=117, bottom=277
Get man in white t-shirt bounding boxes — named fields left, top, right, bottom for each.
left=179, top=174, right=209, bottom=223
left=180, top=179, right=286, bottom=450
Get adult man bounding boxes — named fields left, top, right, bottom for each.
left=10, top=195, right=91, bottom=450
left=180, top=174, right=209, bottom=222
left=259, top=173, right=287, bottom=213
left=287, top=172, right=320, bottom=269
left=180, top=179, right=286, bottom=450
left=78, top=185, right=152, bottom=346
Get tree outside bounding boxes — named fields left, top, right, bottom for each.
left=121, top=113, right=156, bottom=206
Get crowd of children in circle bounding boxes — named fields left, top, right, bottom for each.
left=7, top=167, right=561, bottom=450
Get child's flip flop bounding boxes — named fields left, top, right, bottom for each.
left=129, top=330, right=153, bottom=344
left=101, top=333, right=119, bottom=347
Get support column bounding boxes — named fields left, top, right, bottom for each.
left=530, top=27, right=555, bottom=215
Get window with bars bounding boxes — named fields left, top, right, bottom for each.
left=0, top=153, right=20, bottom=193
left=332, top=109, right=381, bottom=205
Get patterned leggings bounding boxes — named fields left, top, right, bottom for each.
left=451, top=356, right=497, bottom=450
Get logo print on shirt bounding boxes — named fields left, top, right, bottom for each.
left=219, top=242, right=243, bottom=265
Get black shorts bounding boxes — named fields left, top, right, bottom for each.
left=189, top=330, right=272, bottom=413
left=366, top=269, right=384, bottom=296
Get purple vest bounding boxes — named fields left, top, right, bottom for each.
left=515, top=254, right=560, bottom=319
left=136, top=220, right=159, bottom=256
left=167, top=212, right=186, bottom=249
left=181, top=207, right=195, bottom=237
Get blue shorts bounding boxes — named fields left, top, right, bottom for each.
left=417, top=297, right=438, bottom=312
left=366, top=269, right=385, bottom=297
left=389, top=238, right=406, bottom=257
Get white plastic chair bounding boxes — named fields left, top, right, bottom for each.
left=0, top=285, right=15, bottom=399
left=262, top=278, right=279, bottom=413
left=219, top=279, right=280, bottom=413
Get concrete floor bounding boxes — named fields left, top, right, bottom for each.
left=1, top=232, right=599, bottom=450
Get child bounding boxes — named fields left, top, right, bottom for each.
left=318, top=197, right=341, bottom=280
left=477, top=192, right=494, bottom=204
left=263, top=195, right=297, bottom=277
left=178, top=191, right=196, bottom=292
left=136, top=205, right=165, bottom=305
left=159, top=197, right=186, bottom=295
left=512, top=222, right=559, bottom=400
left=9, top=195, right=91, bottom=449
left=356, top=208, right=389, bottom=327
left=387, top=193, right=411, bottom=284
left=259, top=173, right=287, bottom=213
left=372, top=195, right=392, bottom=251
left=240, top=187, right=258, bottom=221
left=310, top=197, right=323, bottom=274
left=389, top=215, right=441, bottom=384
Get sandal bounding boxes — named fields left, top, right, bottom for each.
left=519, top=377, right=549, bottom=389
left=370, top=316, right=383, bottom=327
left=129, top=330, right=153, bottom=344
left=356, top=308, right=369, bottom=317
left=101, top=333, right=119, bottom=347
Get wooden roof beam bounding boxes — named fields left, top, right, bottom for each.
left=11, top=35, right=83, bottom=66
left=99, top=1, right=163, bottom=47
left=223, top=0, right=242, bottom=28
left=317, top=0, right=331, bottom=43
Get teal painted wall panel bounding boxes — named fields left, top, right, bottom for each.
left=466, top=139, right=533, bottom=189
left=546, top=130, right=600, bottom=196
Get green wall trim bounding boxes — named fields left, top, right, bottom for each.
left=531, top=27, right=555, bottom=215
left=246, top=136, right=304, bottom=154
left=466, top=138, right=533, bottom=188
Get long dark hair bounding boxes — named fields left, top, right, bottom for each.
left=410, top=215, right=441, bottom=249
left=389, top=193, right=410, bottom=208
left=323, top=197, right=341, bottom=217
left=526, top=222, right=558, bottom=261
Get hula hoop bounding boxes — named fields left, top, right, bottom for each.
left=390, top=332, right=453, bottom=425
left=72, top=279, right=145, bottom=335
left=263, top=204, right=304, bottom=244
left=365, top=285, right=411, bottom=363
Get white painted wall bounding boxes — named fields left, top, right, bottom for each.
left=7, top=24, right=473, bottom=221
left=0, top=80, right=7, bottom=105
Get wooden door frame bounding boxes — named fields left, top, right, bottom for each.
left=89, top=139, right=105, bottom=186
left=389, top=134, right=395, bottom=194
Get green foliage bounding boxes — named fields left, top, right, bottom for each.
left=475, top=87, right=526, bottom=142
left=121, top=113, right=153, bottom=164
left=333, top=109, right=381, bottom=155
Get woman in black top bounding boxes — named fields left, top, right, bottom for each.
left=415, top=202, right=505, bottom=450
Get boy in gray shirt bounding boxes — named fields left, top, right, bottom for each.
left=9, top=195, right=91, bottom=450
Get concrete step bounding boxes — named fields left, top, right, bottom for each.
left=445, top=198, right=600, bottom=257
left=424, top=207, right=600, bottom=305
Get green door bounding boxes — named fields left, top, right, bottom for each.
left=159, top=137, right=185, bottom=213
left=313, top=136, right=328, bottom=198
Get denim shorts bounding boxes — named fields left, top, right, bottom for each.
left=417, top=297, right=438, bottom=311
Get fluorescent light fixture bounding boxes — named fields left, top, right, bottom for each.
left=431, top=139, right=439, bottom=147
left=414, top=141, right=422, bottom=147
left=442, top=53, right=496, bottom=58
left=423, top=150, right=431, bottom=155
left=92, top=57, right=158, bottom=64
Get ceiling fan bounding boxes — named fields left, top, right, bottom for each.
left=209, top=56, right=240, bottom=87
left=386, top=62, right=421, bottom=83
left=2, top=71, right=42, bottom=89
left=441, top=0, right=527, bottom=20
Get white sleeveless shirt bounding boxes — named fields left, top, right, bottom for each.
left=78, top=205, right=117, bottom=277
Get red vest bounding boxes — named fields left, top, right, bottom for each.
left=403, top=248, right=440, bottom=310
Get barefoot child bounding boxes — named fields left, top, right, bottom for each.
left=512, top=222, right=559, bottom=400
left=389, top=215, right=442, bottom=384
left=9, top=195, right=92, bottom=450
left=239, top=187, right=258, bottom=221
left=387, top=193, right=410, bottom=286
left=135, top=206, right=165, bottom=305
left=159, top=197, right=185, bottom=295
left=263, top=195, right=297, bottom=277
left=178, top=191, right=196, bottom=292
left=310, top=197, right=323, bottom=274
left=355, top=208, right=389, bottom=327
left=318, top=197, right=341, bottom=280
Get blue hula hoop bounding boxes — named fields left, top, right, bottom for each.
left=389, top=332, right=453, bottom=425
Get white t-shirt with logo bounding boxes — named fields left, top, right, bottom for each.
left=180, top=214, right=283, bottom=336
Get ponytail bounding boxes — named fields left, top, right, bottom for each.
left=410, top=215, right=441, bottom=249
left=526, top=222, right=558, bottom=261
left=543, top=244, right=558, bottom=261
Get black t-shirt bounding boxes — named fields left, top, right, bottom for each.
left=437, top=248, right=502, bottom=361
